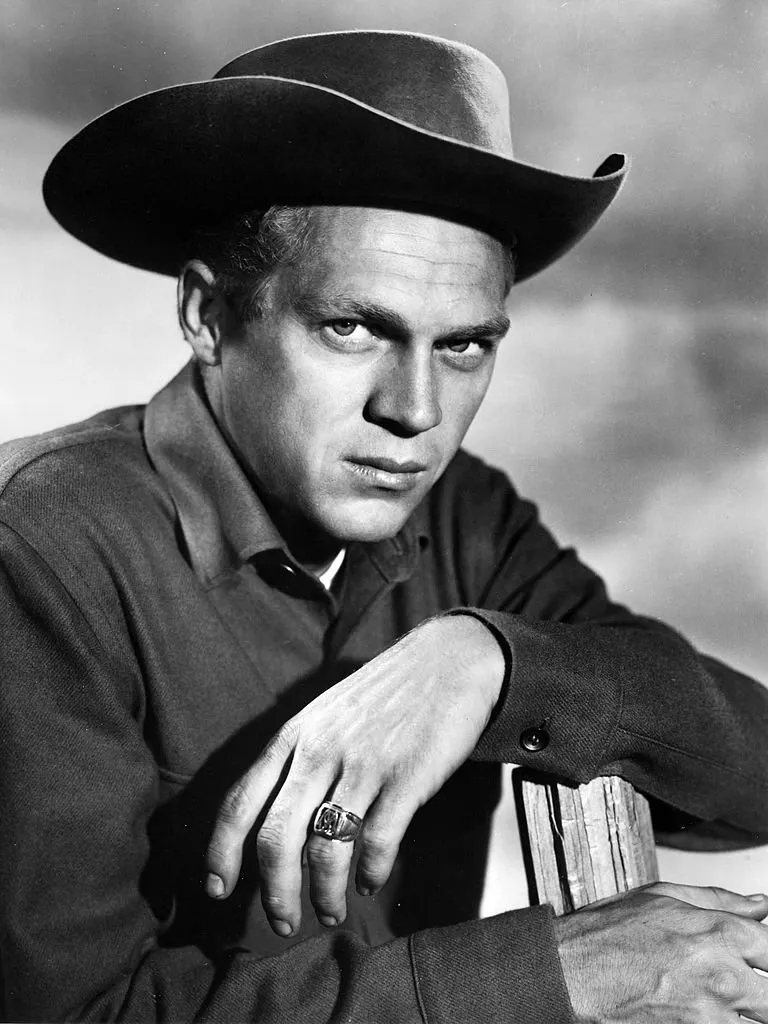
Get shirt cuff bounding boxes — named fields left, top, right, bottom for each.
left=410, top=904, right=574, bottom=1024
left=450, top=608, right=622, bottom=782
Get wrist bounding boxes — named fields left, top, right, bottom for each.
left=426, top=612, right=507, bottom=711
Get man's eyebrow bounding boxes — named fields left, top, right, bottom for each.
left=439, top=312, right=511, bottom=343
left=294, top=295, right=510, bottom=343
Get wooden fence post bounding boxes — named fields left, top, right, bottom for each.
left=514, top=771, right=659, bottom=915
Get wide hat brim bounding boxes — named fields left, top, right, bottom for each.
left=43, top=74, right=627, bottom=283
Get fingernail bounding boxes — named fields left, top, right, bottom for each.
left=319, top=915, right=337, bottom=928
left=206, top=873, right=224, bottom=898
left=272, top=919, right=293, bottom=937
left=358, top=886, right=373, bottom=897
left=747, top=893, right=767, bottom=901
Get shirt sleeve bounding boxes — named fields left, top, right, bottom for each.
left=0, top=520, right=575, bottom=1023
left=439, top=456, right=768, bottom=839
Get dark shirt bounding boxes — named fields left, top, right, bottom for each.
left=1, top=361, right=767, bottom=1022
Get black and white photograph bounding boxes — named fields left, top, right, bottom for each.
left=1, top=1, right=767, bottom=1020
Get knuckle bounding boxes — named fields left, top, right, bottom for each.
left=307, top=839, right=344, bottom=870
left=360, top=824, right=393, bottom=864
left=299, top=732, right=338, bottom=770
left=219, top=780, right=253, bottom=824
left=271, top=721, right=300, bottom=756
left=256, top=819, right=289, bottom=868
left=713, top=915, right=753, bottom=952
left=706, top=965, right=743, bottom=1002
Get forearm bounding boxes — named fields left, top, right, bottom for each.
left=430, top=458, right=768, bottom=833
left=65, top=933, right=419, bottom=1023
left=465, top=608, right=768, bottom=834
left=63, top=907, right=573, bottom=1024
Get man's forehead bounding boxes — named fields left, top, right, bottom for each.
left=301, top=204, right=508, bottom=293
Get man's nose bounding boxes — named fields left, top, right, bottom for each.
left=364, top=349, right=442, bottom=437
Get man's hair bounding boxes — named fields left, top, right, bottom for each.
left=188, top=205, right=516, bottom=322
left=189, top=206, right=316, bottom=322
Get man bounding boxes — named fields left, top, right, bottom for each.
left=2, top=28, right=768, bottom=1023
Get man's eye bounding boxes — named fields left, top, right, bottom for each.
left=330, top=321, right=359, bottom=337
left=439, top=338, right=494, bottom=370
left=321, top=321, right=377, bottom=349
left=443, top=339, right=489, bottom=357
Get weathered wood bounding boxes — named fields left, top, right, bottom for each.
left=514, top=771, right=659, bottom=915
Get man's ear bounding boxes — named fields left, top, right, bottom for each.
left=177, top=260, right=228, bottom=366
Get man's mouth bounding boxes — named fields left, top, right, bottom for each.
left=345, top=456, right=429, bottom=491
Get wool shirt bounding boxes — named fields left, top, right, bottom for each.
left=1, top=361, right=768, bottom=1022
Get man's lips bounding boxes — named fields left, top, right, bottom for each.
left=348, top=456, right=428, bottom=474
left=344, top=456, right=429, bottom=491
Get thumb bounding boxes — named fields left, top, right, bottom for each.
left=647, top=881, right=768, bottom=920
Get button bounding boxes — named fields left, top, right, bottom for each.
left=520, top=726, right=549, bottom=752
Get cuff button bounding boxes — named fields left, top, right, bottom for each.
left=520, top=726, right=549, bottom=752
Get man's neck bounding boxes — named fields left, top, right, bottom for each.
left=256, top=490, right=343, bottom=576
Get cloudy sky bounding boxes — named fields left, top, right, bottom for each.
left=1, top=0, right=767, bottom=888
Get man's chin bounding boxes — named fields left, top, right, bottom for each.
left=317, top=497, right=417, bottom=545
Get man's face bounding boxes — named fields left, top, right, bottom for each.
left=216, top=205, right=510, bottom=547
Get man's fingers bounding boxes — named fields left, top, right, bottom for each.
left=733, top=965, right=768, bottom=1024
left=306, top=831, right=358, bottom=925
left=256, top=780, right=327, bottom=936
left=717, top=915, right=768, bottom=975
left=702, top=910, right=768, bottom=978
left=705, top=963, right=768, bottom=1023
left=648, top=882, right=768, bottom=920
left=307, top=837, right=356, bottom=927
left=306, top=785, right=416, bottom=922
left=355, top=793, right=418, bottom=896
left=206, top=734, right=294, bottom=898
left=305, top=782, right=376, bottom=926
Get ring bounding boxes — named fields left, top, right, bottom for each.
left=312, top=802, right=363, bottom=843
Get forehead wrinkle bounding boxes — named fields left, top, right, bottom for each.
left=347, top=252, right=499, bottom=294
left=297, top=246, right=507, bottom=310
left=361, top=223, right=499, bottom=249
left=362, top=221, right=503, bottom=252
left=351, top=266, right=484, bottom=289
left=295, top=247, right=484, bottom=287
left=355, top=245, right=489, bottom=269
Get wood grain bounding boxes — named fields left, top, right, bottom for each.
left=515, top=772, right=659, bottom=915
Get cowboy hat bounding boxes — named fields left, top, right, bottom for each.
left=43, top=29, right=627, bottom=282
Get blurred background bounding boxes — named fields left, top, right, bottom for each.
left=1, top=1, right=766, bottom=894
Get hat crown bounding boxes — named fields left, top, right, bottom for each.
left=44, top=30, right=626, bottom=282
left=215, top=31, right=514, bottom=156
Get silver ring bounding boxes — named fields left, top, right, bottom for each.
left=312, top=801, right=363, bottom=843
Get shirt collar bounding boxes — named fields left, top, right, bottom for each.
left=143, top=360, right=426, bottom=586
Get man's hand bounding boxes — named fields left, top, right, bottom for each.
left=555, top=881, right=768, bottom=1022
left=205, top=614, right=505, bottom=936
